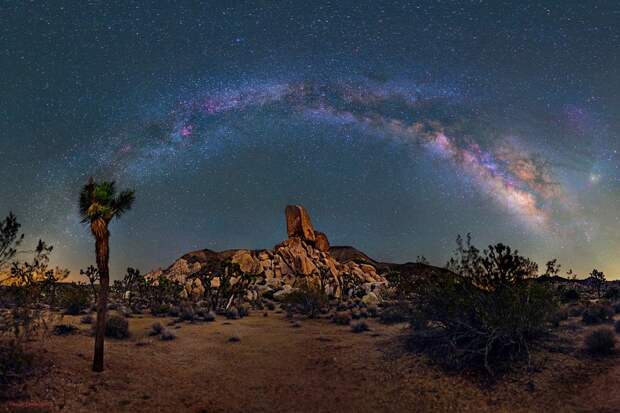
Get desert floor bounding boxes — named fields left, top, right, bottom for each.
left=2, top=311, right=620, bottom=413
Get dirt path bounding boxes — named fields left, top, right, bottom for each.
left=2, top=313, right=618, bottom=413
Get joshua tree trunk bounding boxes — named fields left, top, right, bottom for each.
left=92, top=219, right=110, bottom=372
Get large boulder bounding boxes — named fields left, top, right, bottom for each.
left=285, top=205, right=316, bottom=242
left=231, top=250, right=261, bottom=274
left=314, top=231, right=330, bottom=252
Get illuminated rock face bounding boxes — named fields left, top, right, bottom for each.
left=285, top=205, right=316, bottom=242
left=146, top=205, right=386, bottom=298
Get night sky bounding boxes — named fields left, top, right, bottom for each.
left=1, top=1, right=619, bottom=280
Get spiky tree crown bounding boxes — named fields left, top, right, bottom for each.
left=79, top=178, right=135, bottom=223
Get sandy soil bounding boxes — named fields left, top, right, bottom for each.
left=2, top=312, right=619, bottom=413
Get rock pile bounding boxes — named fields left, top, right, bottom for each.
left=146, top=205, right=387, bottom=299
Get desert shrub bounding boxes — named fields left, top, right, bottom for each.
left=226, top=307, right=239, bottom=320
left=0, top=340, right=34, bottom=397
left=179, top=305, right=195, bottom=321
left=105, top=315, right=129, bottom=339
left=585, top=328, right=616, bottom=355
left=615, top=320, right=620, bottom=334
left=160, top=329, right=176, bottom=341
left=151, top=303, right=171, bottom=317
left=379, top=301, right=412, bottom=324
left=568, top=305, right=584, bottom=317
left=367, top=304, right=379, bottom=317
left=60, top=284, right=90, bottom=315
left=149, top=322, right=163, bottom=336
left=604, top=286, right=620, bottom=301
left=351, top=320, right=370, bottom=333
left=409, top=236, right=557, bottom=374
left=204, top=311, right=216, bottom=322
left=551, top=307, right=569, bottom=327
left=582, top=304, right=614, bottom=325
left=52, top=324, right=77, bottom=336
left=227, top=334, right=241, bottom=343
left=332, top=311, right=352, bottom=325
left=613, top=302, right=620, bottom=314
left=561, top=288, right=581, bottom=303
left=80, top=314, right=93, bottom=324
left=265, top=301, right=276, bottom=311
left=283, top=284, right=327, bottom=318
left=239, top=303, right=251, bottom=318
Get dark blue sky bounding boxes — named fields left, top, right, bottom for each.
left=1, top=1, right=619, bottom=279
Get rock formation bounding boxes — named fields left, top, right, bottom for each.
left=146, top=205, right=386, bottom=299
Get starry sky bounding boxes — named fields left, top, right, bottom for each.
left=1, top=1, right=619, bottom=280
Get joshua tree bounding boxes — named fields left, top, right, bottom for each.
left=80, top=265, right=100, bottom=304
left=79, top=178, right=134, bottom=372
left=590, top=269, right=606, bottom=299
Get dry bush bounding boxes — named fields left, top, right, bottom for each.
left=582, top=304, right=614, bottom=325
left=408, top=236, right=558, bottom=374
left=105, top=315, right=129, bottom=339
left=585, top=328, right=616, bottom=355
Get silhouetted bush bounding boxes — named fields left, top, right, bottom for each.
left=351, top=320, right=370, bottom=333
left=379, top=301, right=412, bottom=324
left=52, top=324, right=78, bottom=336
left=585, top=328, right=616, bottom=355
left=80, top=314, right=93, bottom=324
left=332, top=311, right=352, bottom=325
left=408, top=236, right=558, bottom=374
left=604, top=286, right=620, bottom=301
left=582, top=304, right=614, bottom=325
left=61, top=285, right=90, bottom=315
left=561, top=288, right=580, bottom=303
left=226, top=307, right=239, bottom=320
left=0, top=340, right=34, bottom=397
left=551, top=307, right=569, bottom=327
left=149, top=322, right=163, bottom=336
left=105, top=315, right=129, bottom=339
left=568, top=305, right=584, bottom=317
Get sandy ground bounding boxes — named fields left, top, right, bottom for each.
left=2, top=312, right=619, bottom=413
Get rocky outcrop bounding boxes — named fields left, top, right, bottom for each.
left=146, top=205, right=387, bottom=299
left=285, top=205, right=315, bottom=242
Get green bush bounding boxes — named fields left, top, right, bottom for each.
left=105, top=315, right=129, bottom=339
left=585, top=328, right=616, bottom=355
